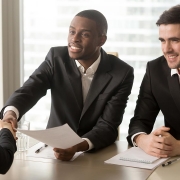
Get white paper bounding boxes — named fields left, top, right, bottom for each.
left=105, top=148, right=169, bottom=170
left=118, top=147, right=159, bottom=164
left=27, top=142, right=83, bottom=161
left=18, top=124, right=83, bottom=149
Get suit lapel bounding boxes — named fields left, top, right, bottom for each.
left=167, top=73, right=180, bottom=113
left=65, top=56, right=83, bottom=111
left=81, top=50, right=112, bottom=118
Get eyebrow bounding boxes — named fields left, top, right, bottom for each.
left=69, top=26, right=92, bottom=32
left=159, top=37, right=180, bottom=41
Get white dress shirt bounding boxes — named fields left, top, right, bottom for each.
left=131, top=68, right=180, bottom=146
left=75, top=54, right=101, bottom=150
left=3, top=54, right=101, bottom=151
left=75, top=54, right=101, bottom=103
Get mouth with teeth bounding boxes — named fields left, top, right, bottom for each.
left=69, top=44, right=82, bottom=53
left=166, top=54, right=178, bottom=62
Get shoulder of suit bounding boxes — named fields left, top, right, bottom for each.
left=147, top=55, right=169, bottom=73
left=148, top=55, right=166, bottom=65
left=49, top=46, right=69, bottom=57
left=50, top=46, right=67, bottom=51
left=107, top=54, right=133, bottom=69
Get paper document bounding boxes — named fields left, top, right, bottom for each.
left=118, top=147, right=159, bottom=164
left=18, top=124, right=83, bottom=149
left=105, top=147, right=169, bottom=169
left=27, top=142, right=83, bottom=161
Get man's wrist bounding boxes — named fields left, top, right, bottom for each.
left=3, top=106, right=19, bottom=119
left=82, top=138, right=94, bottom=150
left=4, top=110, right=17, bottom=119
left=131, top=132, right=147, bottom=147
left=134, top=134, right=147, bottom=147
left=76, top=140, right=89, bottom=152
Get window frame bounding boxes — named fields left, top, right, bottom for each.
left=0, top=0, right=23, bottom=107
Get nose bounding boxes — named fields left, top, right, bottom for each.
left=71, top=33, right=80, bottom=42
left=163, top=42, right=173, bottom=53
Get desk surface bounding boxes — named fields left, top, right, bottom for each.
left=147, top=156, right=180, bottom=180
left=0, top=141, right=154, bottom=180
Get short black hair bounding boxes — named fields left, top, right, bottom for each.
left=156, top=5, right=180, bottom=26
left=75, top=9, right=108, bottom=35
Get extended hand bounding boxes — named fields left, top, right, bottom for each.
left=0, top=120, right=16, bottom=140
left=2, top=110, right=18, bottom=130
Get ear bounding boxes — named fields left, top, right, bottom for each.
left=98, top=35, right=107, bottom=46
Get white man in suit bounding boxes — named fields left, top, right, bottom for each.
left=127, top=5, right=180, bottom=158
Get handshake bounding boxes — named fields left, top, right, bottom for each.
left=0, top=120, right=17, bottom=140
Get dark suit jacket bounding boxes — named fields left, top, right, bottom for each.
left=1, top=46, right=134, bottom=150
left=127, top=56, right=180, bottom=146
left=0, top=128, right=17, bottom=174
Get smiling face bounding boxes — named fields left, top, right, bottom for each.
left=159, top=24, right=180, bottom=69
left=68, top=16, right=106, bottom=64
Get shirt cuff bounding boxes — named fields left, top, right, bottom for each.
left=131, top=132, right=147, bottom=147
left=82, top=138, right=94, bottom=151
left=3, top=106, right=19, bottom=119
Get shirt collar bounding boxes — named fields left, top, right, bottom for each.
left=171, top=69, right=179, bottom=76
left=75, top=53, right=101, bottom=74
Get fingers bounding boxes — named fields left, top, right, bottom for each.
left=153, top=143, right=172, bottom=157
left=0, top=121, right=17, bottom=140
left=137, top=127, right=178, bottom=157
left=137, top=132, right=173, bottom=158
left=153, top=138, right=172, bottom=151
left=153, top=126, right=170, bottom=136
left=53, top=148, right=75, bottom=161
left=153, top=133, right=172, bottom=150
left=53, top=148, right=61, bottom=153
left=150, top=132, right=174, bottom=157
left=147, top=149, right=168, bottom=158
left=8, top=121, right=17, bottom=132
left=54, top=148, right=66, bottom=159
left=2, top=118, right=17, bottom=129
left=2, top=110, right=18, bottom=129
left=143, top=140, right=171, bottom=158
